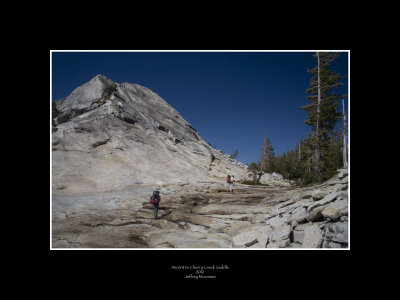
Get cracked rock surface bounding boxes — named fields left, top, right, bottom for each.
left=52, top=169, right=348, bottom=248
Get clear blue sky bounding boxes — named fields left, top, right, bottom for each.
left=51, top=51, right=349, bottom=165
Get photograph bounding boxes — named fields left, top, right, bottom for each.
left=50, top=50, right=349, bottom=253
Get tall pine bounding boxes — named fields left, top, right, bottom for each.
left=301, top=52, right=343, bottom=182
left=260, top=136, right=275, bottom=170
left=257, top=135, right=275, bottom=183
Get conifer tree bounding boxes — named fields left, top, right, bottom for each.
left=322, top=131, right=343, bottom=178
left=301, top=52, right=343, bottom=182
left=257, top=135, right=275, bottom=183
left=247, top=162, right=259, bottom=184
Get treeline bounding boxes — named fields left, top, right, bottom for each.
left=247, top=52, right=348, bottom=186
left=265, top=132, right=346, bottom=185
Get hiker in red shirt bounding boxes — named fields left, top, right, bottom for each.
left=226, top=175, right=234, bottom=192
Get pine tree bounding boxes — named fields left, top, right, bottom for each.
left=301, top=52, right=343, bottom=182
left=322, top=132, right=343, bottom=178
left=257, top=135, right=275, bottom=183
left=247, top=162, right=259, bottom=184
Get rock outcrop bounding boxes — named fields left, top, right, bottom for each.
left=52, top=167, right=348, bottom=248
left=261, top=168, right=349, bottom=249
left=52, top=75, right=266, bottom=195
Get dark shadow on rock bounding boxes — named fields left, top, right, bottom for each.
left=158, top=211, right=172, bottom=219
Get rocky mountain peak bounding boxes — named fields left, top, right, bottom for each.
left=56, top=74, right=115, bottom=110
left=52, top=75, right=290, bottom=195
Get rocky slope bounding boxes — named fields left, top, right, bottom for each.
left=149, top=168, right=349, bottom=249
left=52, top=74, right=290, bottom=195
left=52, top=168, right=348, bottom=248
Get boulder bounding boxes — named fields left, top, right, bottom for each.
left=301, top=190, right=314, bottom=199
left=291, top=220, right=298, bottom=229
left=270, top=224, right=291, bottom=242
left=340, top=207, right=348, bottom=216
left=312, top=190, right=328, bottom=200
left=337, top=190, right=348, bottom=200
left=337, top=169, right=348, bottom=179
left=295, top=223, right=311, bottom=231
left=289, top=206, right=307, bottom=223
left=232, top=232, right=257, bottom=248
left=259, top=172, right=288, bottom=185
left=232, top=226, right=270, bottom=248
left=272, top=172, right=284, bottom=180
left=288, top=243, right=302, bottom=248
left=307, top=192, right=339, bottom=212
left=266, top=215, right=286, bottom=227
left=321, top=199, right=348, bottom=221
left=274, top=205, right=295, bottom=217
left=292, top=230, right=305, bottom=244
left=302, top=225, right=323, bottom=248
left=322, top=240, right=346, bottom=248
left=323, top=222, right=348, bottom=245
left=306, top=206, right=324, bottom=222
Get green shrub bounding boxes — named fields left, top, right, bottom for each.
left=93, top=98, right=105, bottom=105
left=52, top=101, right=60, bottom=129
left=52, top=101, right=60, bottom=119
left=102, top=84, right=117, bottom=99
left=91, top=84, right=117, bottom=106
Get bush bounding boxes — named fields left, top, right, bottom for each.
left=102, top=84, right=117, bottom=99
left=52, top=101, right=60, bottom=119
left=93, top=98, right=105, bottom=105
left=92, top=84, right=118, bottom=106
left=52, top=101, right=60, bottom=129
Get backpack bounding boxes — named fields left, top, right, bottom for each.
left=150, top=193, right=160, bottom=204
left=226, top=175, right=231, bottom=183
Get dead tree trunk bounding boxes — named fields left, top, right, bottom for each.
left=252, top=170, right=257, bottom=184
left=257, top=136, right=268, bottom=183
left=342, top=97, right=348, bottom=168
left=314, top=51, right=321, bottom=174
left=298, top=141, right=301, bottom=160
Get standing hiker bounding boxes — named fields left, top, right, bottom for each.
left=150, top=190, right=161, bottom=220
left=226, top=175, right=234, bottom=192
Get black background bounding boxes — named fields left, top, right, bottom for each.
left=41, top=10, right=364, bottom=289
